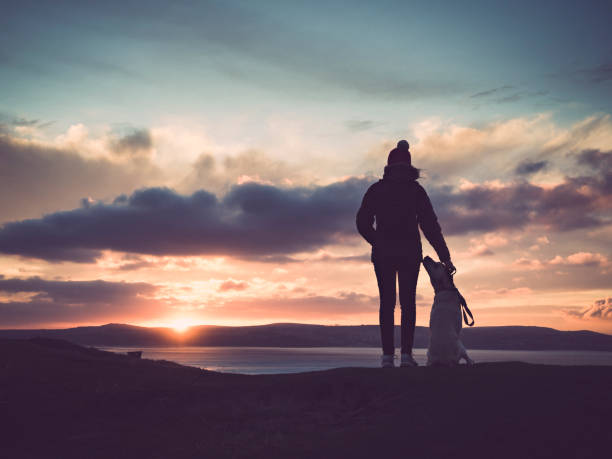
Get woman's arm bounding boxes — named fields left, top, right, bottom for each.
left=415, top=183, right=451, bottom=264
left=356, top=185, right=377, bottom=245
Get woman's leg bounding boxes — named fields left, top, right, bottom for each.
left=374, top=262, right=396, bottom=355
left=398, top=261, right=420, bottom=355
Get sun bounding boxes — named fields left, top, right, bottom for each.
left=169, top=318, right=195, bottom=333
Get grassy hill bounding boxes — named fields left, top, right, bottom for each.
left=1, top=338, right=610, bottom=458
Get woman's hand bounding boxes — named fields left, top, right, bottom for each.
left=443, top=260, right=456, bottom=276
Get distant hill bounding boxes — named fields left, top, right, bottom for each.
left=1, top=323, right=611, bottom=350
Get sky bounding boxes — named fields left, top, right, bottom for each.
left=1, top=0, right=611, bottom=333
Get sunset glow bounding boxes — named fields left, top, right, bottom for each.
left=170, top=320, right=193, bottom=333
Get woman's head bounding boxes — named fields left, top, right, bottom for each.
left=387, top=140, right=411, bottom=165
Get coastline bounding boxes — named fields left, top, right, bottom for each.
left=97, top=345, right=612, bottom=374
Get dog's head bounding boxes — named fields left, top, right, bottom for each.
left=422, top=256, right=454, bottom=293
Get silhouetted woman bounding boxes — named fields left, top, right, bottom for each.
left=356, top=140, right=455, bottom=367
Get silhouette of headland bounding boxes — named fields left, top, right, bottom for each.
left=1, top=322, right=611, bottom=350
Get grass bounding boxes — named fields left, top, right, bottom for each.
left=1, top=338, right=610, bottom=458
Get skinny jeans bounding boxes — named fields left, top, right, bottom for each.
left=373, top=258, right=420, bottom=356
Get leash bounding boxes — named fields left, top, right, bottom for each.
left=457, top=291, right=474, bottom=327
left=449, top=273, right=475, bottom=327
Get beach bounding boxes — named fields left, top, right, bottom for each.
left=1, top=337, right=610, bottom=459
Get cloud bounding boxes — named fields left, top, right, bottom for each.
left=0, top=135, right=161, bottom=222
left=0, top=178, right=371, bottom=262
left=565, top=298, right=612, bottom=320
left=472, top=287, right=533, bottom=296
left=468, top=244, right=494, bottom=257
left=10, top=117, right=39, bottom=127
left=203, top=292, right=379, bottom=321
left=515, top=160, right=548, bottom=175
left=512, top=257, right=546, bottom=271
left=495, top=90, right=548, bottom=104
left=407, top=115, right=558, bottom=180
left=575, top=60, right=612, bottom=84
left=0, top=113, right=55, bottom=137
left=468, top=86, right=548, bottom=104
left=405, top=114, right=612, bottom=183
left=179, top=149, right=304, bottom=194
left=109, top=129, right=153, bottom=156
left=548, top=57, right=612, bottom=87
left=576, top=149, right=612, bottom=170
left=0, top=113, right=53, bottom=128
left=218, top=280, right=249, bottom=292
left=0, top=276, right=163, bottom=327
left=470, top=85, right=513, bottom=98
left=247, top=252, right=371, bottom=264
left=513, top=252, right=609, bottom=271
left=116, top=254, right=156, bottom=271
left=549, top=252, right=609, bottom=267
left=430, top=170, right=610, bottom=234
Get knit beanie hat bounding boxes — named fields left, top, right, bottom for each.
left=387, top=140, right=411, bottom=165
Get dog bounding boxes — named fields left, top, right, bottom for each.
left=422, top=256, right=474, bottom=366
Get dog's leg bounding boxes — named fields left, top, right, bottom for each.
left=459, top=341, right=474, bottom=365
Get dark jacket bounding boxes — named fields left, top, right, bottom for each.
left=356, top=163, right=450, bottom=264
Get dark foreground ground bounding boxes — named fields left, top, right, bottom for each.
left=1, top=339, right=610, bottom=459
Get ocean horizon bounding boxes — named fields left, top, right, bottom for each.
left=99, top=346, right=612, bottom=374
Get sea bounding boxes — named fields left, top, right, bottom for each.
left=99, top=346, right=612, bottom=374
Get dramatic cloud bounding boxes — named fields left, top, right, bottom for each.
left=0, top=146, right=609, bottom=263
left=0, top=178, right=370, bottom=262
left=566, top=298, right=612, bottom=320
left=431, top=173, right=611, bottom=234
left=0, top=276, right=162, bottom=327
